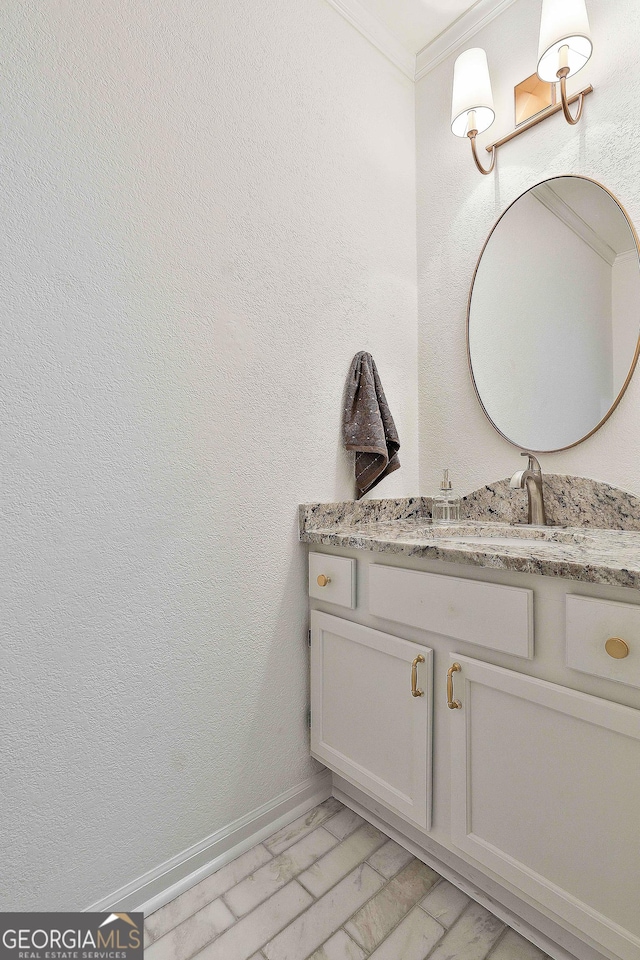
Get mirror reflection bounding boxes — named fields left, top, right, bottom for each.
left=468, top=176, right=640, bottom=451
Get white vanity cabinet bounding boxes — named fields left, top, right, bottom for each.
left=310, top=611, right=433, bottom=829
left=307, top=547, right=640, bottom=960
left=448, top=654, right=640, bottom=960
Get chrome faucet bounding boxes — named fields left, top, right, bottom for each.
left=510, top=452, right=547, bottom=526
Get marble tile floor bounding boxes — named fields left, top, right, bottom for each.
left=144, top=798, right=551, bottom=960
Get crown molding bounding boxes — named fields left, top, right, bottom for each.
left=534, top=184, right=618, bottom=266
left=325, top=0, right=520, bottom=84
left=323, top=0, right=416, bottom=80
left=415, top=0, right=520, bottom=81
left=615, top=249, right=638, bottom=266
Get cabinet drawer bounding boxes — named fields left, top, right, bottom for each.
left=566, top=595, right=640, bottom=689
left=309, top=552, right=356, bottom=609
left=369, top=564, right=533, bottom=658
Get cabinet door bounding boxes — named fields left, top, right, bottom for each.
left=449, top=653, right=640, bottom=960
left=311, top=611, right=432, bottom=829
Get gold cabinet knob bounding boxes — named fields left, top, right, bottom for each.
left=317, top=574, right=331, bottom=587
left=605, top=637, right=629, bottom=659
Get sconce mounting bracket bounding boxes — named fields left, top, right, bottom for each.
left=485, top=83, right=594, bottom=155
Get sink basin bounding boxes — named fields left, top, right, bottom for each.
left=443, top=536, right=549, bottom=547
left=430, top=526, right=592, bottom=549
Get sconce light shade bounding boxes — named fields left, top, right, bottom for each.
left=537, top=0, right=592, bottom=82
left=451, top=48, right=495, bottom=138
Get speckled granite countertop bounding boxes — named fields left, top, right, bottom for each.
left=299, top=497, right=640, bottom=589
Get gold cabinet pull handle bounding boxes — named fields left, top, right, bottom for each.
left=316, top=574, right=331, bottom=587
left=605, top=636, right=629, bottom=659
left=447, top=662, right=462, bottom=709
left=411, top=655, right=425, bottom=697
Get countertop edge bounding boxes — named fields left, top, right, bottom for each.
left=299, top=529, right=640, bottom=590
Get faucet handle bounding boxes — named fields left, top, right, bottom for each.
left=509, top=469, right=526, bottom=489
left=521, top=451, right=542, bottom=475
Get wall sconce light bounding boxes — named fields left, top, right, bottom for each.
left=451, top=48, right=497, bottom=174
left=451, top=0, right=594, bottom=174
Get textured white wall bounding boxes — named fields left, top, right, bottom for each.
left=417, top=0, right=640, bottom=495
left=1, top=0, right=417, bottom=907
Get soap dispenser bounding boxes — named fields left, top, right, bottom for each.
left=432, top=469, right=461, bottom=525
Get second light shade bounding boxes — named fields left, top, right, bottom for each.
left=537, top=0, right=592, bottom=82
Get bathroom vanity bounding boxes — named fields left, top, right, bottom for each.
left=298, top=170, right=640, bottom=960
left=300, top=499, right=640, bottom=960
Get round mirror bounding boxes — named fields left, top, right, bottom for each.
left=468, top=176, right=640, bottom=452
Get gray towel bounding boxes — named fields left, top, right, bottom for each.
left=343, top=352, right=400, bottom=499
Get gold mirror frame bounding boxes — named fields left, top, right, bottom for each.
left=467, top=175, right=640, bottom=453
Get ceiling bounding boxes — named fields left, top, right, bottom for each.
left=355, top=0, right=485, bottom=54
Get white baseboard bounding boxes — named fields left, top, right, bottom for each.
left=86, top=769, right=332, bottom=915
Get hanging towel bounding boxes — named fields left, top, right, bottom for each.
left=343, top=351, right=401, bottom=499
